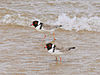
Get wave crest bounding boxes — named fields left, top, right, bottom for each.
left=54, top=13, right=100, bottom=32
left=0, top=13, right=100, bottom=32
left=0, top=14, right=32, bottom=26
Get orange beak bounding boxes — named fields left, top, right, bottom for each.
left=44, top=46, right=47, bottom=49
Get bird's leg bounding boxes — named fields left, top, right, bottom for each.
left=56, top=56, right=58, bottom=61
left=53, top=32, right=56, bottom=41
left=41, top=34, right=46, bottom=47
left=60, top=57, right=62, bottom=62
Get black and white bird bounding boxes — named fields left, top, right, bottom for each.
left=30, top=20, right=44, bottom=31
left=30, top=20, right=62, bottom=40
left=30, top=20, right=62, bottom=31
left=44, top=43, right=76, bottom=61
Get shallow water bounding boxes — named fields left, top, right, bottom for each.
left=0, top=25, right=100, bottom=75
left=0, top=0, right=100, bottom=75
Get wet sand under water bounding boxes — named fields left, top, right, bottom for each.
left=0, top=25, right=100, bottom=75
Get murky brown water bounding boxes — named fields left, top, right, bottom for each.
left=0, top=25, right=100, bottom=75
left=0, top=0, right=100, bottom=74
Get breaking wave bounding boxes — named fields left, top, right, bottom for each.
left=54, top=13, right=100, bottom=32
left=0, top=13, right=100, bottom=32
left=0, top=14, right=34, bottom=26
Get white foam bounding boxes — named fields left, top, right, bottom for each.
left=54, top=13, right=100, bottom=32
left=0, top=14, right=35, bottom=26
left=0, top=13, right=100, bottom=32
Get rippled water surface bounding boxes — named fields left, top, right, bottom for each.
left=0, top=0, right=100, bottom=75
left=0, top=25, right=100, bottom=75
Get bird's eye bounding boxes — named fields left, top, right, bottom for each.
left=35, top=22, right=38, bottom=24
left=49, top=45, right=51, bottom=47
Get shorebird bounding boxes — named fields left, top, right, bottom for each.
left=44, top=42, right=75, bottom=62
left=42, top=35, right=76, bottom=62
left=30, top=20, right=62, bottom=40
left=30, top=20, right=62, bottom=31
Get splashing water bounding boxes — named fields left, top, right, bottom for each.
left=54, top=13, right=100, bottom=32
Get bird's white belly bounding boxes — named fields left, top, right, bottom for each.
left=48, top=49, right=63, bottom=55
left=36, top=25, right=41, bottom=30
left=35, top=25, right=44, bottom=31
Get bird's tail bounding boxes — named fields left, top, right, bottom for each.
left=67, top=47, right=76, bottom=51
left=56, top=25, right=62, bottom=28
